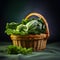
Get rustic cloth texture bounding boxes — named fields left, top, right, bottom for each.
left=0, top=42, right=60, bottom=60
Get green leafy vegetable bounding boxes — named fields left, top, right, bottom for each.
left=26, top=19, right=46, bottom=34
left=7, top=45, right=33, bottom=55
left=37, top=18, right=44, bottom=24
left=5, top=29, right=14, bottom=35
left=6, top=22, right=19, bottom=29
left=16, top=24, right=27, bottom=32
left=21, top=19, right=29, bottom=25
left=5, top=18, right=46, bottom=35
left=16, top=24, right=28, bottom=35
left=26, top=20, right=38, bottom=30
left=7, top=45, right=19, bottom=54
left=5, top=22, right=20, bottom=35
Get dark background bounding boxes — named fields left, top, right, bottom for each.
left=0, top=0, right=60, bottom=43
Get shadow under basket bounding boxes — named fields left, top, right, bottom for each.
left=10, top=12, right=50, bottom=51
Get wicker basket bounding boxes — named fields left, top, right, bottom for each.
left=10, top=12, right=50, bottom=51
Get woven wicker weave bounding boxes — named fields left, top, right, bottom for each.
left=10, top=12, right=50, bottom=51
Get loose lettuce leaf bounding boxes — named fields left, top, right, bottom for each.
left=37, top=18, right=44, bottom=24
left=7, top=45, right=33, bottom=55
left=21, top=19, right=29, bottom=25
left=5, top=22, right=20, bottom=35
left=6, top=22, right=19, bottom=29
left=16, top=24, right=28, bottom=35
left=16, top=24, right=27, bottom=32
left=5, top=29, right=14, bottom=35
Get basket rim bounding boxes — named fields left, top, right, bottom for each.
left=10, top=33, right=47, bottom=39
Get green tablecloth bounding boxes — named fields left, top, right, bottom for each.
left=0, top=42, right=60, bottom=60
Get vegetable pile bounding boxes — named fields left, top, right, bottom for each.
left=7, top=45, right=32, bottom=55
left=5, top=18, right=46, bottom=35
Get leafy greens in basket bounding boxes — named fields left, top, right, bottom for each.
left=5, top=18, right=46, bottom=35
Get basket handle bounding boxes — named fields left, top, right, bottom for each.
left=25, top=12, right=50, bottom=37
